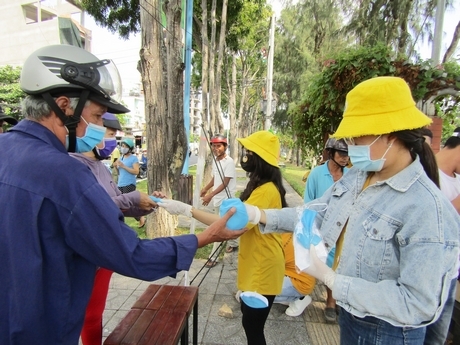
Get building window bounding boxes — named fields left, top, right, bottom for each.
left=22, top=3, right=57, bottom=24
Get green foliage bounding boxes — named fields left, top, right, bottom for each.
left=292, top=44, right=460, bottom=156
left=0, top=66, right=25, bottom=119
left=80, top=0, right=141, bottom=38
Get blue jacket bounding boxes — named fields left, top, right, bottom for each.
left=261, top=158, right=460, bottom=327
left=0, top=120, right=197, bottom=344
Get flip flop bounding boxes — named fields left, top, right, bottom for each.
left=205, top=260, right=218, bottom=268
left=225, top=246, right=237, bottom=253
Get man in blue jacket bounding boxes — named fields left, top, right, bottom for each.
left=0, top=45, right=244, bottom=345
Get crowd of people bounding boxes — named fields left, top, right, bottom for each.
left=1, top=43, right=459, bottom=345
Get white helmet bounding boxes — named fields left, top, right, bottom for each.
left=20, top=44, right=129, bottom=114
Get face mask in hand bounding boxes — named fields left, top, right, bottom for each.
left=95, top=138, right=117, bottom=159
left=348, top=135, right=394, bottom=172
left=240, top=150, right=256, bottom=172
left=66, top=117, right=106, bottom=153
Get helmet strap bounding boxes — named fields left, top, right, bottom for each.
left=328, top=150, right=346, bottom=170
left=92, top=147, right=103, bottom=160
left=42, top=90, right=90, bottom=152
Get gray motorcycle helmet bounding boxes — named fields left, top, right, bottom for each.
left=20, top=45, right=129, bottom=114
left=325, top=138, right=348, bottom=153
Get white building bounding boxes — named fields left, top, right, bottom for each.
left=0, top=0, right=90, bottom=66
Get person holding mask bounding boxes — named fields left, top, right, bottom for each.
left=70, top=113, right=157, bottom=345
left=0, top=44, right=245, bottom=344
left=244, top=77, right=460, bottom=344
left=115, top=138, right=146, bottom=228
left=303, top=137, right=349, bottom=322
left=159, top=131, right=286, bottom=345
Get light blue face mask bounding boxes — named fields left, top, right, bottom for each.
left=348, top=135, right=394, bottom=172
left=66, top=117, right=106, bottom=153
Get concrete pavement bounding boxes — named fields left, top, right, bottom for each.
left=98, top=168, right=339, bottom=345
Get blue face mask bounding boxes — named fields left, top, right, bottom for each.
left=348, top=135, right=394, bottom=172
left=95, top=137, right=118, bottom=159
left=66, top=117, right=106, bottom=153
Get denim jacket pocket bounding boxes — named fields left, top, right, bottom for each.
left=361, top=215, right=400, bottom=268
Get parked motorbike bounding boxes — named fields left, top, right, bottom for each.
left=137, top=163, right=147, bottom=179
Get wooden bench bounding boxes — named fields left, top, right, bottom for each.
left=104, top=284, right=199, bottom=345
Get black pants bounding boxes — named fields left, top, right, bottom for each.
left=240, top=295, right=276, bottom=345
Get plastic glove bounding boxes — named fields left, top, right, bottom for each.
left=304, top=245, right=336, bottom=289
left=157, top=199, right=192, bottom=217
left=244, top=203, right=261, bottom=224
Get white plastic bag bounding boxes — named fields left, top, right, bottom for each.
left=293, top=206, right=328, bottom=273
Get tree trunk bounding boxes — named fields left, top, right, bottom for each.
left=139, top=0, right=186, bottom=238
left=208, top=0, right=217, bottom=133
left=228, top=55, right=238, bottom=162
left=212, top=0, right=228, bottom=135
left=443, top=20, right=460, bottom=62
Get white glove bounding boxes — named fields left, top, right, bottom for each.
left=304, top=245, right=336, bottom=289
left=244, top=203, right=261, bottom=224
left=157, top=199, right=192, bottom=217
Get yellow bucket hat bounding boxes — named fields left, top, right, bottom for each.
left=237, top=131, right=280, bottom=167
left=333, top=76, right=432, bottom=139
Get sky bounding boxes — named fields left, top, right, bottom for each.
left=84, top=15, right=142, bottom=92
left=84, top=0, right=459, bottom=92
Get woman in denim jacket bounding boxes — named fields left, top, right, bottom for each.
left=247, top=77, right=460, bottom=345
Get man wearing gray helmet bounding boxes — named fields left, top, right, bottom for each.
left=0, top=45, right=244, bottom=345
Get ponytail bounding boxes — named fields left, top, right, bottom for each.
left=392, top=129, right=439, bottom=188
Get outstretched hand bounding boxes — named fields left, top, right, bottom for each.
left=196, top=207, right=247, bottom=248
left=157, top=199, right=192, bottom=217
left=304, top=245, right=336, bottom=289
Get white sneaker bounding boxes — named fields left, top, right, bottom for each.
left=285, top=296, right=312, bottom=317
left=235, top=290, right=242, bottom=303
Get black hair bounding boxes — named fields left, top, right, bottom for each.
left=420, top=127, right=433, bottom=139
left=391, top=128, right=439, bottom=188
left=444, top=128, right=460, bottom=148
left=239, top=153, right=288, bottom=207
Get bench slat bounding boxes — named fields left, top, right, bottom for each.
left=104, top=309, right=142, bottom=345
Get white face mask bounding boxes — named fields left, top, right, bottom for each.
left=347, top=136, right=394, bottom=172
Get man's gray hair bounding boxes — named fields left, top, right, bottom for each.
left=21, top=96, right=90, bottom=121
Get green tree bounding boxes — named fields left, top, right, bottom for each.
left=292, top=45, right=460, bottom=156
left=0, top=65, right=25, bottom=119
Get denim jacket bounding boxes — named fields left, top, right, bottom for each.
left=260, top=157, right=460, bottom=328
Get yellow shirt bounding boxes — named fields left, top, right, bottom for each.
left=111, top=147, right=120, bottom=164
left=283, top=233, right=316, bottom=295
left=238, top=182, right=284, bottom=295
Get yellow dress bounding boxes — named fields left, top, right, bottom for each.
left=237, top=182, right=284, bottom=295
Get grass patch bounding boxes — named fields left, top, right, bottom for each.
left=281, top=162, right=307, bottom=197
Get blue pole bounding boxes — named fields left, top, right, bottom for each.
left=182, top=0, right=193, bottom=174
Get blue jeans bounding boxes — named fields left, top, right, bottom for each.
left=339, top=308, right=426, bottom=345
left=424, top=277, right=457, bottom=345
left=273, top=276, right=304, bottom=303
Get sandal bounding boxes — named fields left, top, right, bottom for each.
left=225, top=246, right=238, bottom=253
left=205, top=260, right=218, bottom=268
